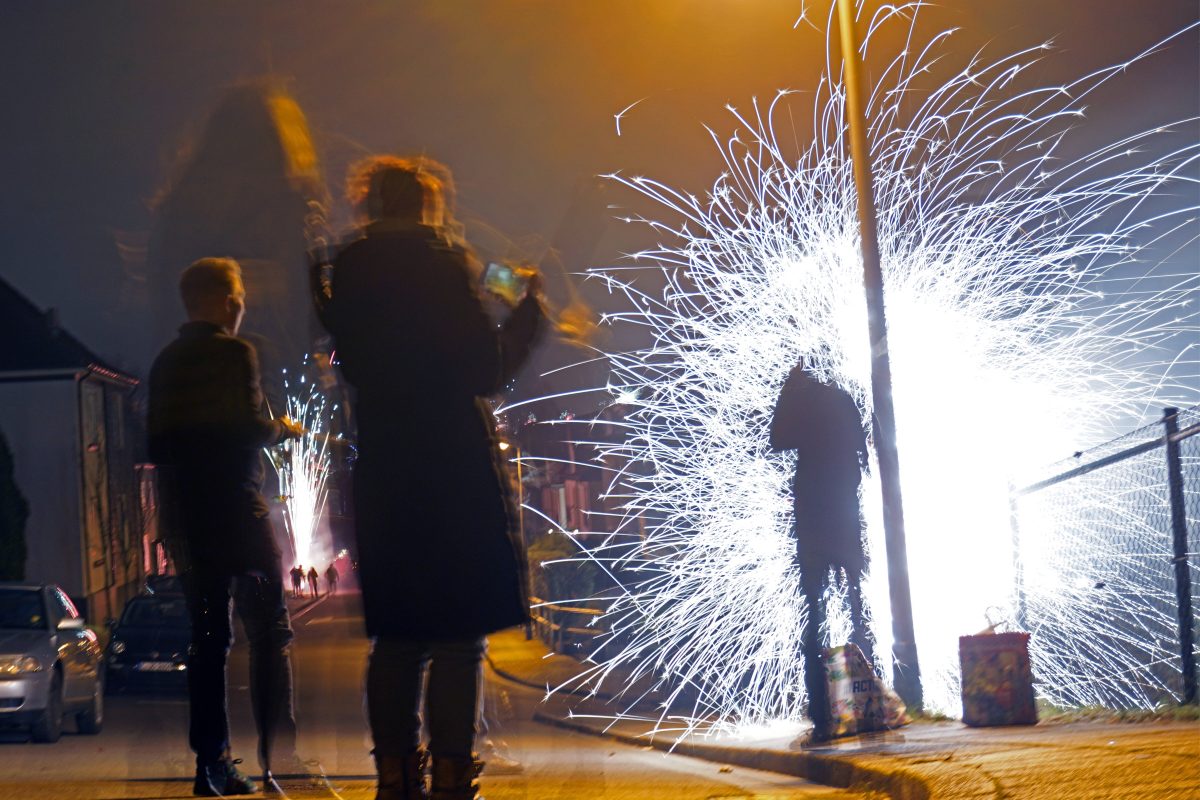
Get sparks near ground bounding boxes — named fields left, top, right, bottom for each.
left=267, top=367, right=336, bottom=569
left=530, top=3, right=1199, bottom=733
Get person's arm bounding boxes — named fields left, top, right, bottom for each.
left=768, top=366, right=806, bottom=451
left=222, top=339, right=296, bottom=448
left=146, top=357, right=172, bottom=465
left=310, top=248, right=334, bottom=333
left=835, top=388, right=870, bottom=473
left=496, top=277, right=547, bottom=389
left=439, top=248, right=545, bottom=397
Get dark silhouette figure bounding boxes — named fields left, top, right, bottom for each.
left=769, top=360, right=873, bottom=742
left=306, top=565, right=319, bottom=599
left=143, top=84, right=327, bottom=383
left=0, top=427, right=29, bottom=581
left=290, top=565, right=304, bottom=598
left=324, top=563, right=339, bottom=595
left=148, top=258, right=317, bottom=795
left=314, top=156, right=543, bottom=800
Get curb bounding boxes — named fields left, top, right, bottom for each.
left=484, top=651, right=626, bottom=704
left=485, top=637, right=997, bottom=799
left=531, top=708, right=925, bottom=800
left=528, top=706, right=999, bottom=800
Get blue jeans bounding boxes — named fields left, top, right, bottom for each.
left=181, top=567, right=297, bottom=770
left=366, top=637, right=486, bottom=758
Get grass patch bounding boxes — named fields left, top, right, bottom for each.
left=906, top=708, right=955, bottom=723
left=1035, top=699, right=1200, bottom=724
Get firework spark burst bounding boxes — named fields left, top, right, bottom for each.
left=531, top=4, right=1199, bottom=732
left=267, top=368, right=335, bottom=569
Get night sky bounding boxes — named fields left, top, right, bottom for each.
left=1, top=1, right=1196, bottom=399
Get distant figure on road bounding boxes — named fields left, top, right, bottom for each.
left=307, top=566, right=319, bottom=599
left=324, top=563, right=339, bottom=595
left=769, top=358, right=873, bottom=744
left=314, top=155, right=544, bottom=800
left=290, top=565, right=304, bottom=598
left=148, top=257, right=321, bottom=796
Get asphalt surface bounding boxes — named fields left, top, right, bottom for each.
left=0, top=592, right=872, bottom=799
left=486, top=631, right=1200, bottom=800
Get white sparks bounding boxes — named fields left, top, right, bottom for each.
left=544, top=7, right=1199, bottom=736
left=615, top=97, right=648, bottom=137
left=266, top=368, right=334, bottom=569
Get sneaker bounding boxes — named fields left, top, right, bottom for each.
left=194, top=758, right=258, bottom=797
left=263, top=755, right=329, bottom=794
left=789, top=727, right=836, bottom=750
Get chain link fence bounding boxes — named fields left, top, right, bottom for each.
left=1011, top=406, right=1198, bottom=708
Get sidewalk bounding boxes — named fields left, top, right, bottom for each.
left=486, top=628, right=1200, bottom=800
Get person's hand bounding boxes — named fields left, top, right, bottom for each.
left=279, top=415, right=306, bottom=439
left=522, top=269, right=543, bottom=300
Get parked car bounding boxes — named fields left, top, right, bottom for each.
left=142, top=574, right=184, bottom=597
left=0, top=583, right=104, bottom=742
left=105, top=594, right=190, bottom=693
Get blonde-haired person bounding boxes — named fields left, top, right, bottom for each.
left=315, top=159, right=544, bottom=800
left=148, top=257, right=323, bottom=796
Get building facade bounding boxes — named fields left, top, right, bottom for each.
left=0, top=277, right=145, bottom=622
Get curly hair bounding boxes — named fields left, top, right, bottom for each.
left=345, top=154, right=460, bottom=225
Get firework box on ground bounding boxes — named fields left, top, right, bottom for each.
left=959, top=631, right=1037, bottom=726
left=824, top=643, right=910, bottom=736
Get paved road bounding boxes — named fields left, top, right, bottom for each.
left=0, top=593, right=867, bottom=799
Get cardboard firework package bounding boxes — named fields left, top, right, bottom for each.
left=959, top=631, right=1037, bottom=726
left=824, top=643, right=910, bottom=736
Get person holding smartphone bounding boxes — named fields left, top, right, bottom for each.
left=314, top=156, right=543, bottom=800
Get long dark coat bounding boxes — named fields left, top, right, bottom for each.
left=317, top=224, right=542, bottom=641
left=768, top=364, right=869, bottom=574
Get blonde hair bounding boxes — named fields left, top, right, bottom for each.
left=179, top=257, right=242, bottom=315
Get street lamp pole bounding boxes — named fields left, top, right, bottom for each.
left=835, top=0, right=923, bottom=708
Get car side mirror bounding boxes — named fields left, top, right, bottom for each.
left=57, top=617, right=86, bottom=631
left=105, top=618, right=116, bottom=630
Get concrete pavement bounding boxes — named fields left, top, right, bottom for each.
left=488, top=629, right=1200, bottom=800
left=0, top=593, right=874, bottom=799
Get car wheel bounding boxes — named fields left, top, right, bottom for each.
left=30, top=668, right=63, bottom=743
left=76, top=670, right=104, bottom=735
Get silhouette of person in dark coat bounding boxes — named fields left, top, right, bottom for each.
left=148, top=257, right=311, bottom=795
left=769, top=358, right=873, bottom=742
left=313, top=155, right=543, bottom=799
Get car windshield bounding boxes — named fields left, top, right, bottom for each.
left=122, top=598, right=190, bottom=628
left=0, top=589, right=47, bottom=630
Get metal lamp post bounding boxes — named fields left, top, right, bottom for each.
left=835, top=0, right=923, bottom=708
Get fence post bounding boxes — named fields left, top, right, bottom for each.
left=1008, top=483, right=1027, bottom=631
left=1163, top=407, right=1197, bottom=705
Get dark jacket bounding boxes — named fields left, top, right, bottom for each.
left=769, top=365, right=868, bottom=571
left=148, top=321, right=289, bottom=574
left=316, top=223, right=543, bottom=640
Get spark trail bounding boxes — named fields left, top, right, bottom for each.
left=535, top=3, right=1200, bottom=732
left=266, top=367, right=336, bottom=569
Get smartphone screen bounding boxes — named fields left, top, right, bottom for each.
left=483, top=261, right=527, bottom=305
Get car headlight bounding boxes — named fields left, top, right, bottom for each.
left=0, top=655, right=44, bottom=676
left=110, top=640, right=126, bottom=655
